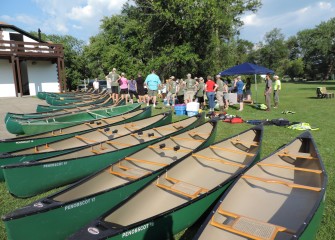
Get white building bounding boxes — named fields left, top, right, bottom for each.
left=0, top=22, right=66, bottom=97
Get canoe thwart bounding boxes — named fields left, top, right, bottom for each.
left=170, top=136, right=205, bottom=142
left=231, top=139, right=259, bottom=146
left=257, top=163, right=322, bottom=174
left=209, top=146, right=255, bottom=156
left=124, top=157, right=169, bottom=167
left=148, top=145, right=192, bottom=153
left=75, top=135, right=98, bottom=143
left=155, top=173, right=208, bottom=199
left=109, top=165, right=150, bottom=179
left=278, top=152, right=318, bottom=160
left=241, top=175, right=322, bottom=192
left=192, top=154, right=246, bottom=168
left=211, top=208, right=292, bottom=240
left=34, top=143, right=50, bottom=153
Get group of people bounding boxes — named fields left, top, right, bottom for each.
left=103, top=68, right=282, bottom=112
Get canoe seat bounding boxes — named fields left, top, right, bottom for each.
left=231, top=138, right=259, bottom=146
left=124, top=157, right=169, bottom=167
left=210, top=146, right=255, bottom=156
left=192, top=154, right=246, bottom=168
left=241, top=175, right=321, bottom=192
left=278, top=152, right=318, bottom=160
left=170, top=136, right=205, bottom=142
left=257, top=162, right=322, bottom=174
left=156, top=173, right=208, bottom=199
left=149, top=145, right=192, bottom=153
left=75, top=135, right=97, bottom=143
left=109, top=164, right=150, bottom=179
left=211, top=209, right=294, bottom=240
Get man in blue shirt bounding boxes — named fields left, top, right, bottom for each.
left=144, top=70, right=161, bottom=107
left=235, top=76, right=245, bottom=111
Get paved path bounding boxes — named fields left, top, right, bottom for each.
left=0, top=96, right=45, bottom=139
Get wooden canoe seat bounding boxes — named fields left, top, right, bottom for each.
left=109, top=164, right=150, bottom=179
left=148, top=145, right=192, bottom=153
left=231, top=139, right=259, bottom=146
left=278, top=152, right=318, bottom=160
left=124, top=157, right=169, bottom=167
left=241, top=175, right=321, bottom=192
left=170, top=136, right=205, bottom=142
left=192, top=154, right=246, bottom=168
left=75, top=135, right=97, bottom=143
left=155, top=173, right=208, bottom=199
left=171, top=124, right=185, bottom=129
left=257, top=162, right=322, bottom=174
left=210, top=146, right=255, bottom=156
left=211, top=209, right=294, bottom=240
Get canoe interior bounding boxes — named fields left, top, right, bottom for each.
left=100, top=127, right=261, bottom=228
left=197, top=133, right=326, bottom=240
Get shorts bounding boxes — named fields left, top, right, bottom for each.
left=120, top=88, right=128, bottom=94
left=197, top=96, right=204, bottom=103
left=237, top=93, right=243, bottom=103
left=148, top=90, right=158, bottom=97
left=111, top=86, right=119, bottom=94
left=107, top=88, right=112, bottom=93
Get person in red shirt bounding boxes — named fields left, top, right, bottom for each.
left=205, top=75, right=217, bottom=111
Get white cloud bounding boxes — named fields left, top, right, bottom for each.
left=16, top=14, right=39, bottom=25
left=241, top=14, right=262, bottom=26
left=319, top=2, right=332, bottom=9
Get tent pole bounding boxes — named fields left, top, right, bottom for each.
left=255, top=74, right=257, bottom=104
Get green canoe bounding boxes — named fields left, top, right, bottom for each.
left=2, top=120, right=217, bottom=240
left=45, top=91, right=106, bottom=105
left=193, top=131, right=327, bottom=240
left=4, top=96, right=113, bottom=122
left=68, top=125, right=263, bottom=240
left=37, top=90, right=95, bottom=100
left=2, top=114, right=204, bottom=198
left=0, top=107, right=149, bottom=154
left=5, top=102, right=137, bottom=135
left=0, top=108, right=166, bottom=181
left=35, top=95, right=113, bottom=113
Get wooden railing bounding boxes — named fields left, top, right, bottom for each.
left=0, top=40, right=64, bottom=58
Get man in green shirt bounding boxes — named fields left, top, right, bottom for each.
left=166, top=76, right=177, bottom=106
left=184, top=73, right=198, bottom=103
left=273, top=75, right=281, bottom=108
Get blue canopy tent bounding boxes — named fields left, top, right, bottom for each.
left=219, top=62, right=274, bottom=103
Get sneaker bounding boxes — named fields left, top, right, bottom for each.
left=166, top=103, right=170, bottom=106
left=153, top=104, right=156, bottom=107
left=147, top=103, right=149, bottom=106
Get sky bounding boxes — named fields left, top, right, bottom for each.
left=1, top=0, right=334, bottom=44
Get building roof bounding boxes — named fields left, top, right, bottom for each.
left=0, top=22, right=45, bottom=43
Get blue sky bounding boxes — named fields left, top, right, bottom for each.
left=1, top=0, right=334, bottom=44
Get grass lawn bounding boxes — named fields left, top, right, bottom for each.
left=1, top=81, right=334, bottom=239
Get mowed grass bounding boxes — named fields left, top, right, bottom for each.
left=0, top=81, right=334, bottom=240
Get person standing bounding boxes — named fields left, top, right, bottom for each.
left=215, top=75, right=225, bottom=112
left=176, top=79, right=185, bottom=104
left=264, top=73, right=272, bottom=111
left=196, top=77, right=205, bottom=109
left=205, top=75, right=217, bottom=112
left=136, top=72, right=145, bottom=103
left=107, top=68, right=120, bottom=103
left=235, top=76, right=245, bottom=111
left=166, top=76, right=177, bottom=106
left=273, top=75, right=281, bottom=108
left=245, top=77, right=252, bottom=101
left=93, top=78, right=99, bottom=93
left=128, top=76, right=138, bottom=104
left=119, top=73, right=129, bottom=104
left=144, top=70, right=161, bottom=107
left=184, top=73, right=198, bottom=103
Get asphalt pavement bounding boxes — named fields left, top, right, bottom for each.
left=0, top=96, right=45, bottom=139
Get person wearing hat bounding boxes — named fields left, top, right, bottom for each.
left=184, top=73, right=198, bottom=103
left=196, top=77, right=205, bottom=109
left=166, top=76, right=177, bottom=106
left=273, top=75, right=281, bottom=108
left=106, top=68, right=120, bottom=102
